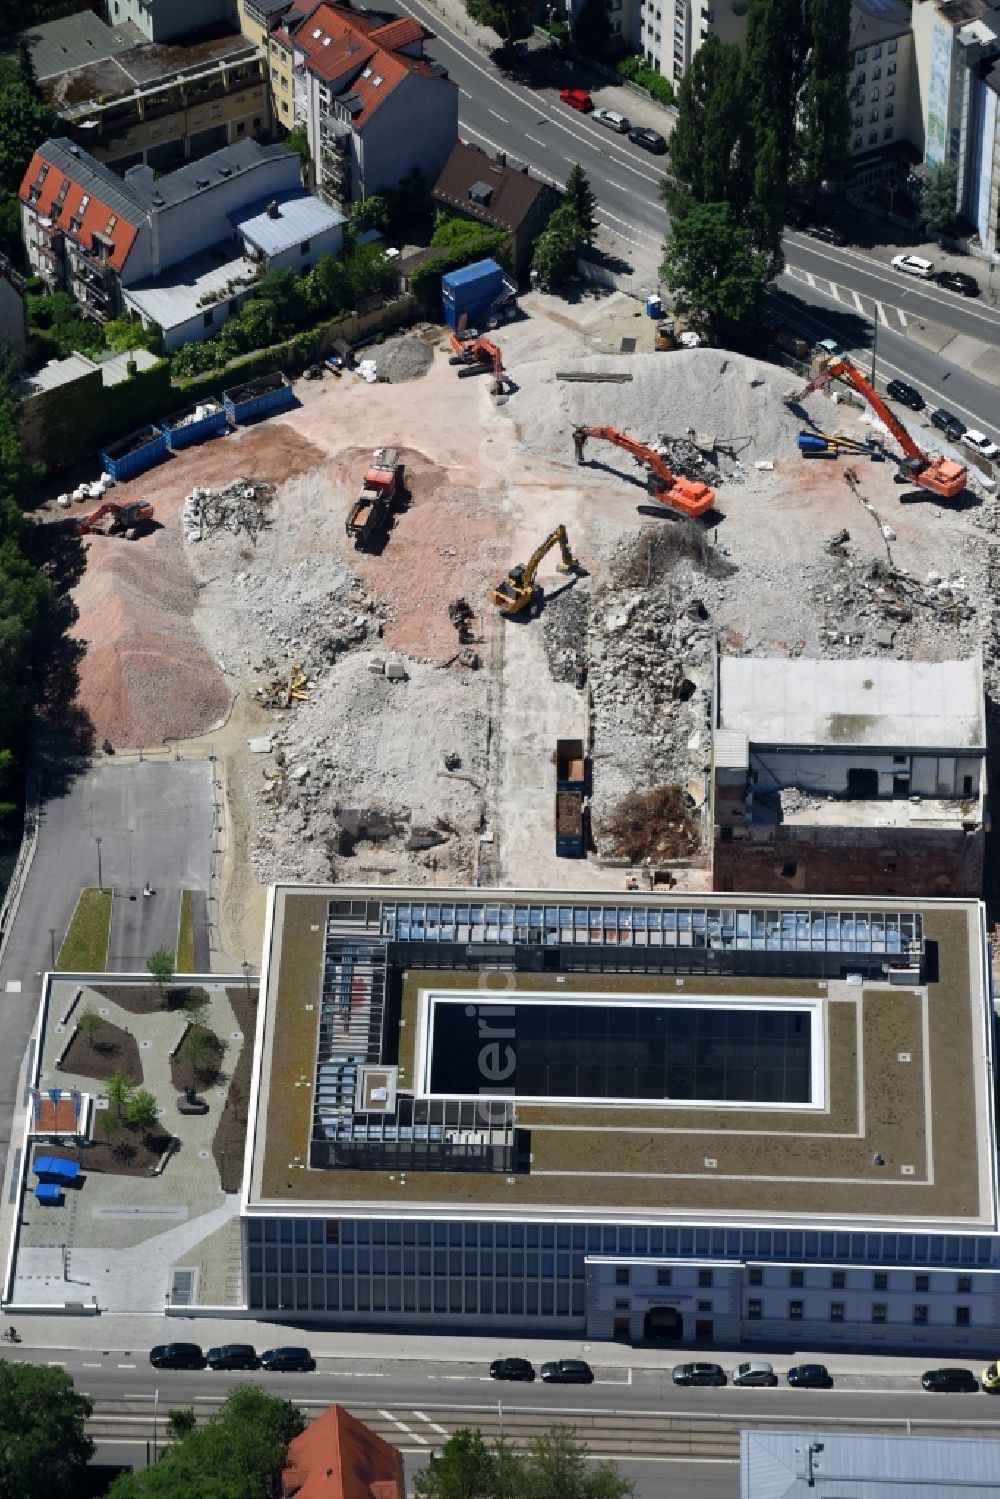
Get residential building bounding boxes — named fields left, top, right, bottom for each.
left=19, top=138, right=343, bottom=348
left=848, top=0, right=919, bottom=182
left=569, top=0, right=749, bottom=92
left=0, top=260, right=27, bottom=363
left=281, top=1403, right=404, bottom=1499
left=106, top=0, right=237, bottom=44
left=711, top=655, right=985, bottom=897
left=741, top=1431, right=1000, bottom=1498
left=432, top=143, right=559, bottom=274
left=12, top=12, right=270, bottom=174
left=239, top=884, right=999, bottom=1353
left=269, top=1, right=457, bottom=204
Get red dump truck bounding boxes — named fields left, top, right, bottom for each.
left=345, top=447, right=403, bottom=548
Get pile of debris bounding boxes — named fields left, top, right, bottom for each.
left=252, top=659, right=310, bottom=710
left=603, top=783, right=701, bottom=863
left=182, top=478, right=276, bottom=544
left=372, top=334, right=434, bottom=383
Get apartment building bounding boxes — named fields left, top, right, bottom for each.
left=849, top=0, right=919, bottom=175
left=106, top=0, right=238, bottom=44
left=19, top=138, right=342, bottom=348
left=239, top=885, right=999, bottom=1354
left=267, top=1, right=457, bottom=204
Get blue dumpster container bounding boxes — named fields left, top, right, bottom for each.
left=222, top=372, right=295, bottom=425
left=159, top=400, right=228, bottom=451
left=100, top=426, right=169, bottom=482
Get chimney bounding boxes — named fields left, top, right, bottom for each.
left=495, top=151, right=506, bottom=167
left=267, top=199, right=281, bottom=218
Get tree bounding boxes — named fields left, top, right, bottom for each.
left=660, top=201, right=773, bottom=336
left=531, top=202, right=582, bottom=289
left=0, top=1361, right=93, bottom=1498
left=125, top=1088, right=160, bottom=1133
left=520, top=1427, right=634, bottom=1499
left=465, top=0, right=532, bottom=47
left=97, top=1109, right=119, bottom=1143
left=284, top=122, right=310, bottom=181
left=796, top=0, right=851, bottom=198
left=77, top=1006, right=102, bottom=1047
left=180, top=1026, right=215, bottom=1080
left=146, top=945, right=175, bottom=998
left=921, top=160, right=959, bottom=236
left=108, top=1386, right=305, bottom=1498
left=663, top=38, right=750, bottom=219
left=742, top=0, right=805, bottom=258
left=414, top=1427, right=507, bottom=1498
left=166, top=1409, right=196, bottom=1440
left=0, top=55, right=55, bottom=198
left=564, top=166, right=598, bottom=245
left=351, top=195, right=391, bottom=233
left=181, top=991, right=209, bottom=1028
left=572, top=0, right=610, bottom=58
left=104, top=1068, right=135, bottom=1121
left=415, top=1425, right=633, bottom=1499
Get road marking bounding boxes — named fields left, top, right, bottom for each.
left=488, top=109, right=507, bottom=122
left=850, top=288, right=863, bottom=312
left=804, top=271, right=816, bottom=288
left=47, top=1360, right=67, bottom=1367
left=379, top=1410, right=428, bottom=1445
left=785, top=236, right=1000, bottom=330
left=875, top=299, right=889, bottom=327
left=827, top=282, right=841, bottom=302
left=82, top=1362, right=101, bottom=1368
left=458, top=87, right=471, bottom=97
left=117, top=1363, right=136, bottom=1369
left=898, top=308, right=908, bottom=327
left=524, top=134, right=546, bottom=148
left=413, top=1410, right=450, bottom=1436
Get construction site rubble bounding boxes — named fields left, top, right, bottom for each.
left=182, top=478, right=276, bottom=544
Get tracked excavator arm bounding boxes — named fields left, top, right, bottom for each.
left=491, top=524, right=581, bottom=616
left=787, top=358, right=967, bottom=499
left=572, top=425, right=715, bottom=518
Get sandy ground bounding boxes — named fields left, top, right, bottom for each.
left=46, top=292, right=998, bottom=959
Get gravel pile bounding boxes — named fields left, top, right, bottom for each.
left=373, top=334, right=433, bottom=383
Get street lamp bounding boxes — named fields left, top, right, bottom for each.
left=48, top=928, right=56, bottom=968
left=94, top=836, right=103, bottom=891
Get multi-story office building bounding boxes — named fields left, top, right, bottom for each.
left=242, top=885, right=999, bottom=1353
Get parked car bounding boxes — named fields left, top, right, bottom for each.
left=490, top=1357, right=535, bottom=1382
left=935, top=270, right=979, bottom=296
left=931, top=407, right=967, bottom=442
left=559, top=87, right=593, bottom=113
left=628, top=126, right=667, bottom=154
left=963, top=429, right=1000, bottom=461
left=805, top=224, right=848, bottom=247
left=672, top=1362, right=726, bottom=1387
left=886, top=378, right=924, bottom=410
left=149, top=1343, right=205, bottom=1370
left=732, top=1361, right=777, bottom=1387
left=892, top=253, right=935, bottom=279
left=206, top=1344, right=259, bottom=1371
left=540, top=1359, right=594, bottom=1384
left=982, top=1360, right=1000, bottom=1392
left=922, top=1367, right=978, bottom=1393
left=787, top=1364, right=832, bottom=1388
left=593, top=108, right=630, bottom=133
left=260, top=1346, right=315, bottom=1372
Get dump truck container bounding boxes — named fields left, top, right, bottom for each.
left=556, top=790, right=585, bottom=858
left=100, top=425, right=168, bottom=482
left=222, top=372, right=294, bottom=425
left=556, top=738, right=586, bottom=792
left=159, top=400, right=228, bottom=450
left=442, top=259, right=505, bottom=330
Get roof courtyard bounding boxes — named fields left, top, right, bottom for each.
left=244, top=886, right=997, bottom=1233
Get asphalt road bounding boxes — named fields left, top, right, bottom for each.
left=0, top=760, right=213, bottom=1184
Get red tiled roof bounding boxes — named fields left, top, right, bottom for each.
left=367, top=17, right=424, bottom=48
left=292, top=1, right=442, bottom=121
left=19, top=151, right=139, bottom=273
left=282, top=1404, right=404, bottom=1499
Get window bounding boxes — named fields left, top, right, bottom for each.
left=253, top=116, right=262, bottom=129
left=300, top=239, right=311, bottom=254
left=657, top=1268, right=672, bottom=1287
left=281, top=75, right=289, bottom=89
left=615, top=1267, right=630, bottom=1286
left=885, top=103, right=894, bottom=119
left=237, top=121, right=246, bottom=133
left=853, top=135, right=863, bottom=149
left=830, top=1302, right=845, bottom=1322
left=790, top=1270, right=804, bottom=1288
left=872, top=87, right=879, bottom=100
left=203, top=310, right=214, bottom=327
left=856, top=70, right=865, bottom=85
left=870, top=108, right=879, bottom=123
left=913, top=1305, right=928, bottom=1324
left=887, top=81, right=895, bottom=95
left=697, top=1299, right=712, bottom=1312
left=872, top=1303, right=887, bottom=1323
left=831, top=1271, right=845, bottom=1289
left=748, top=1267, right=762, bottom=1286
left=915, top=1274, right=929, bottom=1292
left=789, top=1300, right=803, bottom=1320
left=887, top=62, right=896, bottom=76
left=748, top=1299, right=762, bottom=1319
left=856, top=48, right=866, bottom=63
left=888, top=37, right=897, bottom=52
left=853, top=113, right=863, bottom=127
left=957, top=1275, right=972, bottom=1294
left=614, top=1297, right=629, bottom=1310
left=956, top=1306, right=970, bottom=1327
left=873, top=44, right=882, bottom=58
left=873, top=1272, right=888, bottom=1291
left=868, top=131, right=878, bottom=144
left=872, top=67, right=881, bottom=80
left=699, top=1270, right=713, bottom=1288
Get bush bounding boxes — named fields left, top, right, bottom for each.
left=409, top=230, right=510, bottom=313
left=617, top=53, right=674, bottom=104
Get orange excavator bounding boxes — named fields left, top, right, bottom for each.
left=787, top=357, right=967, bottom=499
left=572, top=425, right=715, bottom=519
left=76, top=498, right=154, bottom=540
left=449, top=332, right=504, bottom=394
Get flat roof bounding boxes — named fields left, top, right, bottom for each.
left=717, top=655, right=985, bottom=751
left=741, top=1430, right=1000, bottom=1499
left=122, top=245, right=254, bottom=332
left=231, top=191, right=345, bottom=256
left=244, top=886, right=996, bottom=1232
left=4, top=12, right=143, bottom=83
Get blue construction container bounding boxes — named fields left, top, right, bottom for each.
left=100, top=425, right=169, bottom=482
left=159, top=400, right=228, bottom=451
left=442, top=259, right=505, bottom=330
left=222, top=372, right=295, bottom=425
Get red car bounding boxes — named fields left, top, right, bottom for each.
left=560, top=87, right=593, bottom=112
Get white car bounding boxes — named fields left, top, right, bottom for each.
left=963, top=429, right=1000, bottom=461
left=593, top=108, right=630, bottom=133
left=891, top=253, right=935, bottom=279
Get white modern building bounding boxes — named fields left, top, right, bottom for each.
left=238, top=885, right=1000, bottom=1353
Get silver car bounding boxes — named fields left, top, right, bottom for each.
left=593, top=108, right=630, bottom=133
left=732, top=1360, right=777, bottom=1386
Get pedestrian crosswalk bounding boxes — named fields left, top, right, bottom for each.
left=786, top=264, right=910, bottom=335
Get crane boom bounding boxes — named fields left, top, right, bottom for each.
left=789, top=358, right=967, bottom=499
left=572, top=425, right=715, bottom=518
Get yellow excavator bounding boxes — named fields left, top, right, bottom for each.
left=490, top=525, right=581, bottom=617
